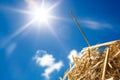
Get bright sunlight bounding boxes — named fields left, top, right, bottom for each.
left=2, top=0, right=61, bottom=46
left=31, top=5, right=51, bottom=24
left=28, top=0, right=60, bottom=25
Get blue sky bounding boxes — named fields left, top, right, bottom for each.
left=0, top=0, right=120, bottom=80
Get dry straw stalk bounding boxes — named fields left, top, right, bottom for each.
left=61, top=40, right=120, bottom=80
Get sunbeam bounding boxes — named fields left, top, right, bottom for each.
left=1, top=0, right=66, bottom=49
left=45, top=22, right=67, bottom=52
left=1, top=19, right=35, bottom=48
left=28, top=1, right=61, bottom=25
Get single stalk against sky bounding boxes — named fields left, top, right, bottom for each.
left=70, top=11, right=91, bottom=47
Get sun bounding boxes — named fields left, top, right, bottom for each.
left=31, top=5, right=51, bottom=24
left=26, top=1, right=60, bottom=25
left=9, top=1, right=61, bottom=26
left=2, top=1, right=61, bottom=46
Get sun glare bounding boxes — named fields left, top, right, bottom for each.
left=32, top=6, right=51, bottom=23
left=2, top=1, right=63, bottom=48
left=13, top=1, right=61, bottom=25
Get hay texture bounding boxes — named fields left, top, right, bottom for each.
left=61, top=40, right=120, bottom=80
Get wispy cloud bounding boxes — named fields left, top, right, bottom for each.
left=80, top=19, right=113, bottom=30
left=6, top=43, right=17, bottom=57
left=68, top=49, right=82, bottom=64
left=33, top=50, right=63, bottom=80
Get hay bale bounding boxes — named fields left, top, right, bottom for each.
left=62, top=40, right=120, bottom=80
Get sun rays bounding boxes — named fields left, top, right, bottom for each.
left=1, top=0, right=62, bottom=47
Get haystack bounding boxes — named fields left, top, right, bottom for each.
left=61, top=40, right=120, bottom=80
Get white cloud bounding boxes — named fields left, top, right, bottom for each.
left=68, top=49, right=82, bottom=64
left=42, top=61, right=63, bottom=79
left=34, top=54, right=55, bottom=67
left=80, top=19, right=113, bottom=30
left=33, top=50, right=63, bottom=80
